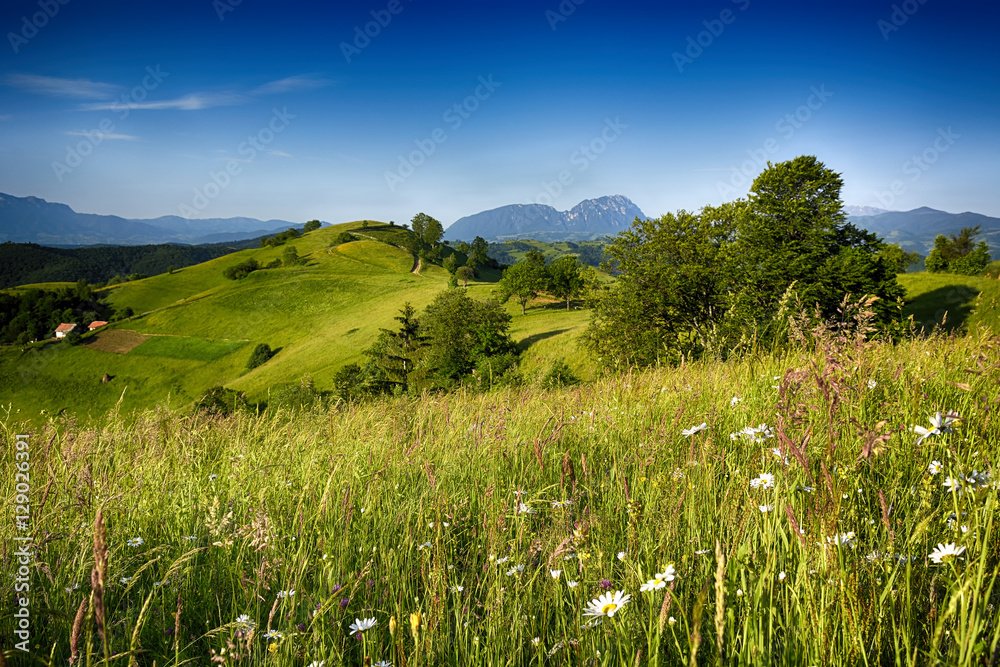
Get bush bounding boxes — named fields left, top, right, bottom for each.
left=246, top=343, right=275, bottom=370
left=303, top=220, right=322, bottom=233
left=269, top=376, right=323, bottom=411
left=63, top=330, right=82, bottom=346
left=192, top=386, right=247, bottom=415
left=333, top=231, right=355, bottom=245
left=223, top=258, right=261, bottom=280
left=541, top=358, right=580, bottom=388
left=474, top=352, right=521, bottom=390
left=332, top=363, right=370, bottom=402
left=264, top=258, right=282, bottom=269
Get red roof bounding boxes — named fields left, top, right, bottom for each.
left=55, top=323, right=76, bottom=332
left=88, top=321, right=109, bottom=330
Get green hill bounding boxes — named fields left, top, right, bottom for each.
left=0, top=221, right=593, bottom=420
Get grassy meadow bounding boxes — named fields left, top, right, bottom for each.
left=2, top=325, right=998, bottom=665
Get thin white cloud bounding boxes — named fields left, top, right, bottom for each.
left=268, top=150, right=293, bottom=158
left=251, top=74, right=332, bottom=96
left=81, top=92, right=247, bottom=112
left=66, top=130, right=138, bottom=141
left=4, top=73, right=120, bottom=99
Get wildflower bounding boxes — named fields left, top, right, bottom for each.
left=417, top=541, right=432, bottom=551
left=153, top=580, right=169, bottom=587
left=583, top=590, right=631, bottom=618
left=550, top=569, right=561, bottom=579
left=682, top=422, right=708, bottom=437
left=750, top=473, right=775, bottom=489
left=551, top=500, right=572, bottom=508
left=517, top=503, right=535, bottom=515
left=928, top=542, right=966, bottom=565
left=208, top=474, right=218, bottom=481
left=532, top=637, right=541, bottom=646
left=451, top=585, right=464, bottom=592
left=867, top=379, right=877, bottom=389
left=506, top=564, right=525, bottom=576
left=235, top=614, right=255, bottom=630
left=120, top=577, right=132, bottom=584
left=496, top=556, right=509, bottom=564
left=730, top=396, right=741, bottom=406
left=797, top=485, right=816, bottom=493
left=617, top=551, right=626, bottom=561
left=695, top=549, right=710, bottom=555
left=373, top=661, right=391, bottom=667
left=339, top=597, right=350, bottom=609
left=409, top=611, right=422, bottom=639
left=825, top=532, right=856, bottom=549
left=913, top=411, right=959, bottom=445
left=308, top=662, right=325, bottom=667
left=736, top=589, right=743, bottom=597
left=264, top=629, right=283, bottom=640
left=759, top=505, right=774, bottom=513
left=182, top=535, right=198, bottom=541
left=778, top=572, right=786, bottom=581
left=640, top=566, right=677, bottom=592
left=942, top=476, right=965, bottom=496
left=348, top=617, right=377, bottom=634
left=668, top=616, right=677, bottom=625
left=566, top=580, right=579, bottom=588
left=277, top=589, right=295, bottom=599
left=127, top=537, right=144, bottom=547
left=599, top=578, right=612, bottom=590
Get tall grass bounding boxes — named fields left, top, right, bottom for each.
left=2, top=327, right=999, bottom=665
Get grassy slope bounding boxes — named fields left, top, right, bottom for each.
left=0, top=222, right=595, bottom=418
left=898, top=272, right=1000, bottom=332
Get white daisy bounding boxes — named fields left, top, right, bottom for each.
left=681, top=422, right=708, bottom=437
left=583, top=590, right=631, bottom=618
left=348, top=617, right=377, bottom=634
left=928, top=542, right=966, bottom=565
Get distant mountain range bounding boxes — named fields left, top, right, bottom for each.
left=847, top=206, right=1000, bottom=256
left=446, top=195, right=647, bottom=242
left=0, top=192, right=318, bottom=246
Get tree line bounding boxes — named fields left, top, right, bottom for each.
left=0, top=280, right=120, bottom=345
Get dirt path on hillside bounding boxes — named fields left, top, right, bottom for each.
left=412, top=257, right=422, bottom=274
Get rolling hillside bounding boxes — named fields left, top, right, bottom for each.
left=0, top=221, right=593, bottom=420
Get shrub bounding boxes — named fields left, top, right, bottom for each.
left=541, top=358, right=580, bottom=388
left=474, top=352, right=521, bottom=390
left=223, top=258, right=261, bottom=280
left=246, top=343, right=275, bottom=370
left=192, top=386, right=247, bottom=415
left=269, top=376, right=323, bottom=411
left=333, top=231, right=355, bottom=245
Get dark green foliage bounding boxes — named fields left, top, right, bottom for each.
left=474, top=352, right=521, bottom=390
left=469, top=236, right=491, bottom=269
left=333, top=231, right=355, bottom=245
left=420, top=290, right=515, bottom=386
left=925, top=227, right=991, bottom=275
left=193, top=385, right=247, bottom=415
left=246, top=343, right=275, bottom=370
left=880, top=244, right=922, bottom=273
left=260, top=227, right=302, bottom=248
left=222, top=258, right=261, bottom=280
left=0, top=285, right=114, bottom=345
left=0, top=239, right=261, bottom=289
left=303, top=220, right=322, bottom=233
left=443, top=254, right=459, bottom=274
left=587, top=156, right=906, bottom=368
left=62, top=330, right=82, bottom=346
left=115, top=306, right=134, bottom=321
left=331, top=363, right=370, bottom=402
left=282, top=245, right=300, bottom=267
left=541, top=358, right=580, bottom=388
left=268, top=376, right=323, bottom=411
left=365, top=303, right=429, bottom=393
left=264, top=258, right=282, bottom=269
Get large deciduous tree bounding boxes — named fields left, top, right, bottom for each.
left=498, top=249, right=548, bottom=315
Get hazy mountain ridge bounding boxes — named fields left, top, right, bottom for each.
left=0, top=193, right=316, bottom=246
left=446, top=195, right=646, bottom=241
left=849, top=206, right=1000, bottom=255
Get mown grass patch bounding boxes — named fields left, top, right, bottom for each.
left=130, top=335, right=247, bottom=361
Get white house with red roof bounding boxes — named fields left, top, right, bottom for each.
left=55, top=323, right=77, bottom=338
left=88, top=321, right=109, bottom=331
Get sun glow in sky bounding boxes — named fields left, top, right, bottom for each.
left=1, top=0, right=998, bottom=226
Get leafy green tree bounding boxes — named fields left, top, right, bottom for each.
left=303, top=220, right=322, bottom=233
left=925, top=227, right=991, bottom=275
left=410, top=213, right=427, bottom=241
left=365, top=303, right=428, bottom=393
left=728, top=156, right=903, bottom=333
left=498, top=250, right=548, bottom=315
left=421, top=290, right=515, bottom=385
left=469, top=236, right=490, bottom=269
left=586, top=206, right=735, bottom=366
left=193, top=386, right=247, bottom=415
left=880, top=244, right=922, bottom=273
left=331, top=363, right=369, bottom=402
left=282, top=245, right=300, bottom=266
left=443, top=254, right=459, bottom=274
left=546, top=256, right=585, bottom=310
left=423, top=217, right=444, bottom=247
left=246, top=343, right=275, bottom=370
left=456, top=265, right=475, bottom=287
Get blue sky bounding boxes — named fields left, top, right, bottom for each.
left=1, top=0, right=998, bottom=227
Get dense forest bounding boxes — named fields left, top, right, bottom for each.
left=0, top=280, right=116, bottom=344
left=0, top=238, right=262, bottom=288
